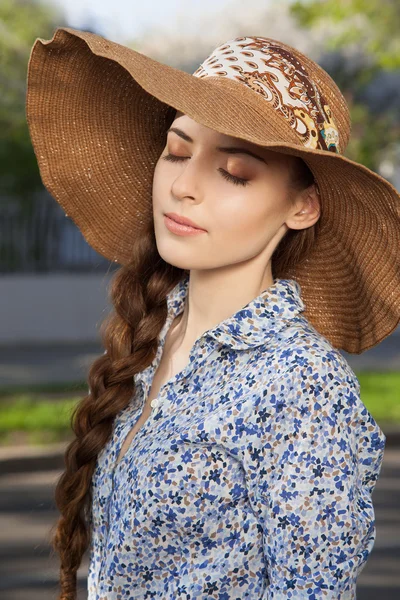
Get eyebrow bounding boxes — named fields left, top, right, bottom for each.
left=167, top=127, right=267, bottom=164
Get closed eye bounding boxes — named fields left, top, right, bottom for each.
left=161, top=153, right=250, bottom=187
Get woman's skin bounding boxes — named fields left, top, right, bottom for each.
left=152, top=110, right=321, bottom=361
left=116, top=112, right=322, bottom=463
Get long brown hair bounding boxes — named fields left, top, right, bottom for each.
left=51, top=145, right=321, bottom=599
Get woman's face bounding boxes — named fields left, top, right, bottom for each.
left=152, top=111, right=317, bottom=272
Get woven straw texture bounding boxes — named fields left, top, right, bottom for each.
left=25, top=27, right=400, bottom=354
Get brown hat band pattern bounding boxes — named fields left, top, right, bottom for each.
left=193, top=36, right=341, bottom=154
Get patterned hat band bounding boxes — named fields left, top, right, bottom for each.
left=193, top=37, right=342, bottom=154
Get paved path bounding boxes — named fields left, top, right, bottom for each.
left=0, top=469, right=88, bottom=600
left=0, top=448, right=399, bottom=599
left=0, top=332, right=399, bottom=387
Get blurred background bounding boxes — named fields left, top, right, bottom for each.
left=0, top=0, right=399, bottom=598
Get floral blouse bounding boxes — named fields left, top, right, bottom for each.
left=87, top=274, right=386, bottom=599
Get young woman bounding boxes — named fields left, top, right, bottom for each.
left=26, top=29, right=399, bottom=599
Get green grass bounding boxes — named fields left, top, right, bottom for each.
left=357, top=371, right=400, bottom=424
left=0, top=371, right=398, bottom=446
left=0, top=394, right=81, bottom=445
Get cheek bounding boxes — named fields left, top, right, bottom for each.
left=211, top=183, right=282, bottom=240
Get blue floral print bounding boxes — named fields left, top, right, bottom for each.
left=87, top=273, right=386, bottom=599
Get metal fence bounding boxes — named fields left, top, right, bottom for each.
left=0, top=194, right=118, bottom=274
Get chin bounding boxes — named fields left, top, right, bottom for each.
left=156, top=247, right=193, bottom=270
left=155, top=240, right=205, bottom=271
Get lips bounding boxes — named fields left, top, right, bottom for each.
left=164, top=212, right=206, bottom=231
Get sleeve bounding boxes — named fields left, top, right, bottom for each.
left=243, top=359, right=386, bottom=599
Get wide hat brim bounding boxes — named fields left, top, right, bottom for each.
left=26, top=27, right=400, bottom=354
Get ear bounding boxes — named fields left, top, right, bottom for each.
left=286, top=183, right=321, bottom=231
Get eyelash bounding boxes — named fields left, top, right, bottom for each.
left=162, top=153, right=250, bottom=187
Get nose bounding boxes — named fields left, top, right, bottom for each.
left=171, top=157, right=202, bottom=202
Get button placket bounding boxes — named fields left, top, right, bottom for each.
left=110, top=336, right=218, bottom=495
left=150, top=396, right=161, bottom=409
left=97, top=337, right=218, bottom=590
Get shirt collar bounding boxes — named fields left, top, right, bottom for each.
left=165, top=272, right=306, bottom=350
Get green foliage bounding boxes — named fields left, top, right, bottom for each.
left=290, top=0, right=400, bottom=172
left=291, top=0, right=400, bottom=70
left=0, top=0, right=66, bottom=209
left=345, top=102, right=399, bottom=171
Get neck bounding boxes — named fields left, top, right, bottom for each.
left=170, top=261, right=275, bottom=353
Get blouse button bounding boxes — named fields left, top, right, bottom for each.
left=150, top=397, right=160, bottom=409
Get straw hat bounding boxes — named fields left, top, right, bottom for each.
left=25, top=27, right=400, bottom=354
